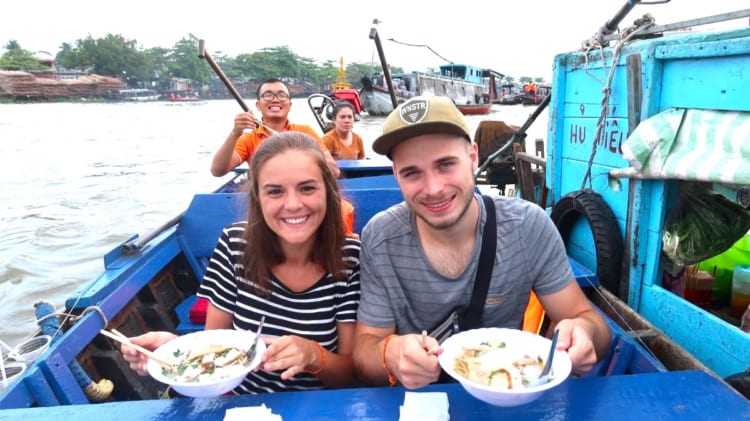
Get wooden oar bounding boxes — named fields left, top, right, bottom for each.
left=197, top=39, right=277, bottom=134
left=99, top=330, right=175, bottom=371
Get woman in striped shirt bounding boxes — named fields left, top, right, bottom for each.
left=121, top=132, right=361, bottom=393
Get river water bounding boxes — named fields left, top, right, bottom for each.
left=0, top=99, right=547, bottom=347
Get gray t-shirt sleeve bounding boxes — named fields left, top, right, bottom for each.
left=357, top=207, right=401, bottom=328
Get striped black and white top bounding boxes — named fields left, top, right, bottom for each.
left=196, top=221, right=361, bottom=394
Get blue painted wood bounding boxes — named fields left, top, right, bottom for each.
left=1, top=235, right=185, bottom=408
left=17, top=368, right=55, bottom=408
left=175, top=295, right=202, bottom=335
left=337, top=158, right=393, bottom=175
left=0, top=371, right=745, bottom=420
left=339, top=174, right=398, bottom=190
left=551, top=25, right=750, bottom=377
left=176, top=193, right=247, bottom=280
left=345, top=188, right=403, bottom=233
left=639, top=284, right=750, bottom=378
left=65, top=229, right=181, bottom=309
left=568, top=257, right=598, bottom=287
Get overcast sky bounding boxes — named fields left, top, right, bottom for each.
left=3, top=1, right=748, bottom=80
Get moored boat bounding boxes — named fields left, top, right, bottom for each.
left=329, top=57, right=364, bottom=117
left=0, top=153, right=747, bottom=415
left=457, top=103, right=493, bottom=115
left=360, top=65, right=500, bottom=117
left=116, top=89, right=160, bottom=102
left=167, top=91, right=201, bottom=102
left=360, top=26, right=503, bottom=117
left=540, top=5, right=750, bottom=382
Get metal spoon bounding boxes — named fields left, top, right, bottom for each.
left=247, top=316, right=265, bottom=361
left=527, top=328, right=559, bottom=388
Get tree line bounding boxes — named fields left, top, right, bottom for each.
left=0, top=34, right=392, bottom=93
left=0, top=33, right=542, bottom=93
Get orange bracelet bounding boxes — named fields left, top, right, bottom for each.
left=381, top=334, right=398, bottom=387
left=305, top=341, right=326, bottom=375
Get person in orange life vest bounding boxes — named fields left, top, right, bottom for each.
left=322, top=102, right=366, bottom=160
left=211, top=78, right=353, bottom=233
left=210, top=78, right=340, bottom=178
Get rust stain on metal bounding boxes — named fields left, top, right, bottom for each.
left=631, top=222, right=640, bottom=268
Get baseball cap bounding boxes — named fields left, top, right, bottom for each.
left=372, top=96, right=471, bottom=157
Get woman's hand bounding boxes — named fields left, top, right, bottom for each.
left=261, top=336, right=323, bottom=380
left=120, top=331, right=177, bottom=376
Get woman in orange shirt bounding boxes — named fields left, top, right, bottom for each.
left=322, top=102, right=366, bottom=160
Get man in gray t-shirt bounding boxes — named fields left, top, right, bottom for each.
left=352, top=96, right=612, bottom=390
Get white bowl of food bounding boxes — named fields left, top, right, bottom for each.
left=147, top=329, right=265, bottom=398
left=438, top=328, right=572, bottom=407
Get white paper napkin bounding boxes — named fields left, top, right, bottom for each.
left=399, top=391, right=450, bottom=421
left=224, top=404, right=283, bottom=421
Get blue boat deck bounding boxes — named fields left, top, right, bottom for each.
left=0, top=371, right=746, bottom=420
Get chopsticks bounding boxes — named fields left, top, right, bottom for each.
left=421, top=330, right=440, bottom=356
left=99, top=329, right=175, bottom=370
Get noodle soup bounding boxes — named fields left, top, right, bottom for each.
left=438, top=328, right=572, bottom=407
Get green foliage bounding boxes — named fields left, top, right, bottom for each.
left=3, top=34, right=546, bottom=90
left=0, top=40, right=47, bottom=71
left=168, top=36, right=211, bottom=84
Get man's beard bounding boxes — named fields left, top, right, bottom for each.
left=416, top=192, right=474, bottom=230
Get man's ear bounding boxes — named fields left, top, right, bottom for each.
left=469, top=142, right=479, bottom=170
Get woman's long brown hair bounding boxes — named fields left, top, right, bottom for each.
left=240, top=132, right=347, bottom=295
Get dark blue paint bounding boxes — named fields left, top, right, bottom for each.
left=0, top=371, right=746, bottom=421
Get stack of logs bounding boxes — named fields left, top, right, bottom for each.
left=0, top=71, right=125, bottom=99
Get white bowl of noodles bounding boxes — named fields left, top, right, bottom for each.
left=438, top=328, right=571, bottom=407
left=146, top=329, right=265, bottom=398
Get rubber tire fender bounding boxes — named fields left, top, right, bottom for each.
left=549, top=189, right=623, bottom=294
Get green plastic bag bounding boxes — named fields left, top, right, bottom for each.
left=663, top=183, right=750, bottom=267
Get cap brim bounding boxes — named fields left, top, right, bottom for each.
left=372, top=121, right=470, bottom=157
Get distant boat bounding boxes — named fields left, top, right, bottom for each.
left=361, top=26, right=503, bottom=117
left=117, top=89, right=159, bottom=102
left=457, top=103, right=493, bottom=115
left=360, top=64, right=502, bottom=116
left=520, top=83, right=551, bottom=106
left=168, top=92, right=201, bottom=102
left=328, top=57, right=364, bottom=117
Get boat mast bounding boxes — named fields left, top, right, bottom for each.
left=369, top=20, right=399, bottom=109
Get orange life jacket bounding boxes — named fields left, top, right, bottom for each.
left=522, top=291, right=545, bottom=334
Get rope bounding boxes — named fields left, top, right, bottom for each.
left=75, top=305, right=109, bottom=327
left=584, top=281, right=663, bottom=366
left=34, top=302, right=113, bottom=402
left=575, top=14, right=664, bottom=364
left=386, top=38, right=453, bottom=64
left=579, top=14, right=656, bottom=190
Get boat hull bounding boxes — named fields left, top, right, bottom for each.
left=457, top=103, right=492, bottom=115
left=361, top=72, right=488, bottom=116
left=0, top=161, right=721, bottom=410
